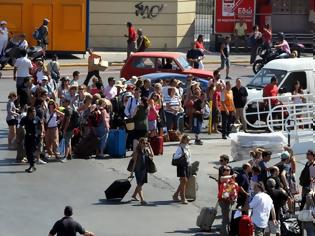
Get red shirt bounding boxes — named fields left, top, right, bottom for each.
left=263, top=84, right=279, bottom=105
left=128, top=27, right=137, bottom=41
left=262, top=28, right=272, bottom=43
left=195, top=41, right=205, bottom=50
left=212, top=90, right=221, bottom=110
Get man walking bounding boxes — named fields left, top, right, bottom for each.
left=49, top=206, right=95, bottom=236
left=83, top=48, right=102, bottom=86
left=124, top=22, right=137, bottom=59
left=217, top=36, right=231, bottom=80
left=232, top=78, right=248, bottom=130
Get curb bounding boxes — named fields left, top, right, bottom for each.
left=1, top=60, right=250, bottom=70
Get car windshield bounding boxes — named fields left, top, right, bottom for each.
left=247, top=68, right=287, bottom=88
left=176, top=56, right=191, bottom=69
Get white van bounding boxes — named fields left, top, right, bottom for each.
left=245, top=58, right=315, bottom=125
left=246, top=58, right=315, bottom=102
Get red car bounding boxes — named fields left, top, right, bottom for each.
left=120, top=52, right=213, bottom=80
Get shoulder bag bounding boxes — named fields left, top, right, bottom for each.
left=172, top=146, right=188, bottom=166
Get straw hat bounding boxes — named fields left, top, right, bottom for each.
left=115, top=80, right=126, bottom=89
left=126, top=76, right=138, bottom=85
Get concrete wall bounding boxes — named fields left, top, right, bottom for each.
left=89, top=0, right=196, bottom=50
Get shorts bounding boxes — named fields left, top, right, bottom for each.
left=148, top=120, right=157, bottom=131
left=192, top=117, right=202, bottom=134
left=63, top=131, right=73, bottom=148
left=220, top=55, right=230, bottom=68
left=264, top=220, right=280, bottom=234
left=6, top=119, right=18, bottom=126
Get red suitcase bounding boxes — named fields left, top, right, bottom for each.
left=238, top=214, right=254, bottom=236
left=150, top=136, right=163, bottom=155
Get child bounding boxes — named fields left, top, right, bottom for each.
left=70, top=71, right=80, bottom=87
left=6, top=92, right=19, bottom=149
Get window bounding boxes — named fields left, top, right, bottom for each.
left=280, top=71, right=307, bottom=93
left=132, top=57, right=155, bottom=69
left=248, top=68, right=287, bottom=88
left=157, top=58, right=180, bottom=70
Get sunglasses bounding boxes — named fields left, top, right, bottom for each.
left=219, top=159, right=224, bottom=162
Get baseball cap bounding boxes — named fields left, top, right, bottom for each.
left=280, top=151, right=290, bottom=160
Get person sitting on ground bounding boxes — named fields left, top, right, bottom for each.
left=49, top=206, right=95, bottom=236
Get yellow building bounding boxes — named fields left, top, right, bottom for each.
left=89, top=0, right=196, bottom=50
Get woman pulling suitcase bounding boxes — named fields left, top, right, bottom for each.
left=129, top=137, right=154, bottom=205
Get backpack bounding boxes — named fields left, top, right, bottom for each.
left=143, top=36, right=151, bottom=48
left=32, top=28, right=42, bottom=40
left=69, top=109, right=80, bottom=129
left=239, top=215, right=254, bottom=236
left=88, top=108, right=102, bottom=127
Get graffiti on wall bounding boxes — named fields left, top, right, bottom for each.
left=135, top=2, right=165, bottom=19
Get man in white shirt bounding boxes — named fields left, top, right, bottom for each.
left=124, top=87, right=141, bottom=118
left=103, top=77, right=117, bottom=100
left=248, top=183, right=276, bottom=236
left=13, top=49, right=33, bottom=94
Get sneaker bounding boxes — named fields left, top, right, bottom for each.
left=60, top=157, right=67, bottom=163
left=225, top=76, right=232, bottom=80
left=222, top=135, right=227, bottom=140
left=37, top=158, right=47, bottom=164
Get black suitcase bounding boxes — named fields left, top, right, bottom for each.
left=73, top=133, right=98, bottom=158
left=105, top=178, right=132, bottom=201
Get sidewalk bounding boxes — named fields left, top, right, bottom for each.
left=54, top=51, right=252, bottom=67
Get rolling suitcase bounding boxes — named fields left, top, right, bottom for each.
left=149, top=136, right=163, bottom=155
left=238, top=214, right=254, bottom=236
left=196, top=202, right=218, bottom=231
left=186, top=175, right=197, bottom=201
left=73, top=133, right=98, bottom=158
left=230, top=210, right=242, bottom=236
left=105, top=178, right=132, bottom=201
left=107, top=129, right=126, bottom=158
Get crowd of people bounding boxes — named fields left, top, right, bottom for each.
left=216, top=147, right=315, bottom=236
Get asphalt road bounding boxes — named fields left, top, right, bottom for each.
left=0, top=63, right=308, bottom=236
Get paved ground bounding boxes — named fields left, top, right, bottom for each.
left=0, top=62, right=310, bottom=235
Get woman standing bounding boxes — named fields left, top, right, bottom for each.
left=130, top=137, right=154, bottom=205
left=6, top=92, right=18, bottom=149
left=148, top=93, right=160, bottom=137
left=94, top=98, right=110, bottom=158
left=172, top=134, right=191, bottom=204
left=45, top=100, right=64, bottom=159
left=78, top=93, right=93, bottom=137
left=221, top=81, right=235, bottom=139
left=165, top=87, right=181, bottom=131
left=58, top=77, right=70, bottom=105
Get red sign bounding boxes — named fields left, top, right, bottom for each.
left=215, top=0, right=256, bottom=33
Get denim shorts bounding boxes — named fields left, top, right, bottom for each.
left=221, top=55, right=230, bottom=68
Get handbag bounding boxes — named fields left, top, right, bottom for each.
left=127, top=158, right=134, bottom=172
left=146, top=156, right=157, bottom=174
left=172, top=146, right=188, bottom=166
left=298, top=209, right=314, bottom=222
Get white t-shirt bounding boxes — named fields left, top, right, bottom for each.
left=46, top=111, right=58, bottom=128
left=103, top=85, right=117, bottom=100
left=14, top=56, right=33, bottom=77
left=249, top=192, right=274, bottom=228
left=36, top=70, right=45, bottom=83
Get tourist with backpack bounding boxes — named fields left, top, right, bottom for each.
left=47, top=54, right=60, bottom=84
left=137, top=29, right=150, bottom=52
left=33, top=18, right=49, bottom=52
